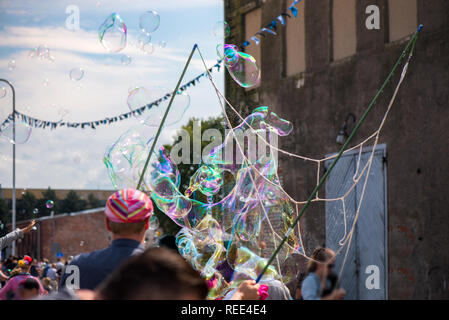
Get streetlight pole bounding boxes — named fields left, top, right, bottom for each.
left=0, top=79, right=16, bottom=256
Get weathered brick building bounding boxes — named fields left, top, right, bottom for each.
left=225, top=0, right=449, bottom=299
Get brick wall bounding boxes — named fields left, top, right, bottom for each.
left=225, top=0, right=449, bottom=299
left=11, top=209, right=111, bottom=261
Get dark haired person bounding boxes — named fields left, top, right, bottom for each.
left=59, top=189, right=154, bottom=290
left=301, top=247, right=346, bottom=300
left=158, top=235, right=179, bottom=252
left=18, top=277, right=41, bottom=300
left=44, top=247, right=261, bottom=300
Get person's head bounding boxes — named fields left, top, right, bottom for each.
left=104, top=189, right=154, bottom=242
left=18, top=278, right=40, bottom=300
left=96, top=247, right=208, bottom=300
left=42, top=277, right=51, bottom=288
left=43, top=258, right=49, bottom=264
left=17, top=255, right=33, bottom=273
left=307, top=248, right=335, bottom=279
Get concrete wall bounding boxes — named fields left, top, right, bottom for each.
left=225, top=0, right=449, bottom=299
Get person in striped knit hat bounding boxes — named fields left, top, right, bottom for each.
left=59, top=188, right=153, bottom=291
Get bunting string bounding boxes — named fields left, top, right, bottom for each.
left=0, top=0, right=303, bottom=131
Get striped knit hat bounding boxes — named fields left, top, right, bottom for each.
left=105, top=189, right=153, bottom=223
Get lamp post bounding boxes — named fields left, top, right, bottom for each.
left=0, top=79, right=16, bottom=256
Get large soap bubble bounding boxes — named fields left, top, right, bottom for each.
left=224, top=44, right=261, bottom=88
left=139, top=11, right=160, bottom=33
left=127, top=86, right=190, bottom=128
left=99, top=13, right=128, bottom=53
left=213, top=21, right=231, bottom=38
left=104, top=105, right=300, bottom=299
left=0, top=120, right=32, bottom=144
left=127, top=87, right=153, bottom=113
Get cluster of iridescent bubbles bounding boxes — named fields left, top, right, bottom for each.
left=104, top=104, right=301, bottom=299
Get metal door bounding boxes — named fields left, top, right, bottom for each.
left=325, top=144, right=387, bottom=300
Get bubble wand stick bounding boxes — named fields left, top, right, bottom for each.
left=254, top=25, right=423, bottom=283
left=137, top=44, right=198, bottom=190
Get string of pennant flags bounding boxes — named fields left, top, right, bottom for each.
left=242, top=0, right=302, bottom=48
left=0, top=0, right=302, bottom=131
left=0, top=62, right=222, bottom=131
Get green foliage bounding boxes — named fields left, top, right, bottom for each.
left=16, top=191, right=38, bottom=221
left=87, top=193, right=102, bottom=209
left=60, top=190, right=87, bottom=213
left=155, top=116, right=226, bottom=235
left=0, top=197, right=9, bottom=237
left=164, top=116, right=226, bottom=194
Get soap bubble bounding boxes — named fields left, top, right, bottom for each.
left=104, top=126, right=156, bottom=190
left=136, top=33, right=151, bottom=48
left=142, top=43, right=155, bottom=55
left=99, top=13, right=128, bottom=53
left=28, top=48, right=38, bottom=59
left=216, top=44, right=225, bottom=59
left=213, top=21, right=230, bottom=38
left=58, top=108, right=70, bottom=119
left=37, top=45, right=49, bottom=59
left=224, top=44, right=261, bottom=88
left=43, top=78, right=50, bottom=87
left=139, top=11, right=160, bottom=33
left=70, top=68, right=84, bottom=81
left=8, top=60, right=16, bottom=71
left=159, top=41, right=167, bottom=48
left=0, top=120, right=32, bottom=144
left=120, top=55, right=132, bottom=65
left=0, top=87, right=6, bottom=99
left=133, top=86, right=190, bottom=127
left=33, top=208, right=39, bottom=215
left=46, top=200, right=54, bottom=209
left=127, top=87, right=153, bottom=112
left=149, top=215, right=159, bottom=230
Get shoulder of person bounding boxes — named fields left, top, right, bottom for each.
left=70, top=247, right=109, bottom=265
left=301, top=273, right=318, bottom=288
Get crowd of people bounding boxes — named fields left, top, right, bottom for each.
left=0, top=188, right=346, bottom=300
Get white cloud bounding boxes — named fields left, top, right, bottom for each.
left=0, top=0, right=225, bottom=190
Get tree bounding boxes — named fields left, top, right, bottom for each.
left=41, top=187, right=59, bottom=214
left=16, top=191, right=38, bottom=221
left=154, top=116, right=226, bottom=236
left=0, top=197, right=9, bottom=237
left=87, top=193, right=102, bottom=209
left=61, top=190, right=87, bottom=213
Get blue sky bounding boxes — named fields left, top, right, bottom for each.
left=0, top=0, right=225, bottom=190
